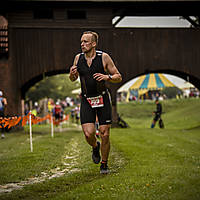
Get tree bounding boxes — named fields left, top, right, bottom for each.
left=25, top=74, right=80, bottom=102
left=161, top=87, right=182, bottom=99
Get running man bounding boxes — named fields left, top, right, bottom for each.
left=69, top=31, right=122, bottom=174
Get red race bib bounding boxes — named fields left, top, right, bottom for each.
left=87, top=95, right=104, bottom=108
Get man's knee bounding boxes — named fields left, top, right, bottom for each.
left=84, top=130, right=94, bottom=139
left=99, top=124, right=110, bottom=133
left=99, top=129, right=110, bottom=141
left=83, top=127, right=95, bottom=139
left=101, top=134, right=109, bottom=142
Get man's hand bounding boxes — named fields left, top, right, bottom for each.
left=70, top=65, right=78, bottom=75
left=69, top=66, right=78, bottom=81
left=93, top=73, right=109, bottom=81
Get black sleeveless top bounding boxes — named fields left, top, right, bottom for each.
left=77, top=50, right=107, bottom=97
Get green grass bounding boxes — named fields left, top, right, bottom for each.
left=118, top=98, right=200, bottom=129
left=0, top=98, right=200, bottom=200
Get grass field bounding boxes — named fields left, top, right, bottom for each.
left=0, top=98, right=200, bottom=200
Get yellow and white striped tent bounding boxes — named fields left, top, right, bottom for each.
left=127, top=73, right=176, bottom=100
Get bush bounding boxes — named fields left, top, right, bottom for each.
left=161, top=87, right=182, bottom=99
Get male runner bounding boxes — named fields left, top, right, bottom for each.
left=69, top=31, right=122, bottom=173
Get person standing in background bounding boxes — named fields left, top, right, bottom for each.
left=0, top=91, right=7, bottom=139
left=151, top=99, right=163, bottom=128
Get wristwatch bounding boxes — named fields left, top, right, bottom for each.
left=108, top=74, right=113, bottom=80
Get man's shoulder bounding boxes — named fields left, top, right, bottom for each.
left=75, top=53, right=83, bottom=58
left=74, top=53, right=83, bottom=65
left=101, top=52, right=112, bottom=63
left=96, top=50, right=108, bottom=56
left=96, top=50, right=103, bottom=55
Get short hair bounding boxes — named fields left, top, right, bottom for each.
left=83, top=31, right=99, bottom=45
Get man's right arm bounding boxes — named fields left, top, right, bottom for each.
left=69, top=54, right=79, bottom=82
left=3, top=98, right=7, bottom=106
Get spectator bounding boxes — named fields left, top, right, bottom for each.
left=75, top=104, right=80, bottom=124
left=53, top=102, right=62, bottom=126
left=31, top=102, right=39, bottom=116
left=151, top=99, right=164, bottom=128
left=70, top=108, right=75, bottom=123
left=0, top=91, right=7, bottom=139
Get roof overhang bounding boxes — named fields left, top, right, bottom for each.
left=1, top=0, right=200, bottom=17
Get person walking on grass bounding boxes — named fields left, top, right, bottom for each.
left=0, top=91, right=7, bottom=139
left=69, top=31, right=122, bottom=174
left=151, top=99, right=164, bottom=128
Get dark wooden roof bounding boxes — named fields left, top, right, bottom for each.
left=5, top=0, right=200, bottom=2
left=2, top=0, right=200, bottom=16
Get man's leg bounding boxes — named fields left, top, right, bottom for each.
left=82, top=123, right=97, bottom=147
left=1, top=125, right=5, bottom=139
left=82, top=123, right=101, bottom=164
left=0, top=113, right=5, bottom=139
left=151, top=115, right=159, bottom=128
left=151, top=120, right=156, bottom=128
left=99, top=124, right=110, bottom=174
left=99, top=124, right=110, bottom=161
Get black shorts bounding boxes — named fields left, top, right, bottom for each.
left=55, top=113, right=61, bottom=120
left=154, top=114, right=161, bottom=122
left=80, top=92, right=112, bottom=125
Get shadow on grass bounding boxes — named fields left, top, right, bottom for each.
left=186, top=125, right=200, bottom=130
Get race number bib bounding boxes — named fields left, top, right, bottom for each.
left=87, top=95, right=104, bottom=108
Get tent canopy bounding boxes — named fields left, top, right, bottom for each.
left=130, top=73, right=175, bottom=90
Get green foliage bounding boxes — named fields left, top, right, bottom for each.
left=25, top=74, right=80, bottom=102
left=161, top=87, right=182, bottom=99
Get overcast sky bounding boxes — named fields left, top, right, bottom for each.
left=113, top=16, right=191, bottom=27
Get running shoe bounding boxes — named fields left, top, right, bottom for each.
left=92, top=141, right=101, bottom=164
left=100, top=162, right=109, bottom=174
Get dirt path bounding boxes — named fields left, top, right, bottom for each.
left=0, top=137, right=81, bottom=194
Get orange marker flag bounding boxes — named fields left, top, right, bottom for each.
left=22, top=114, right=30, bottom=126
left=7, top=116, right=22, bottom=129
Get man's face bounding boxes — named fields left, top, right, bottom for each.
left=81, top=34, right=96, bottom=53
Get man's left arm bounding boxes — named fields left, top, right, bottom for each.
left=93, top=53, right=122, bottom=83
left=103, top=53, right=122, bottom=83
